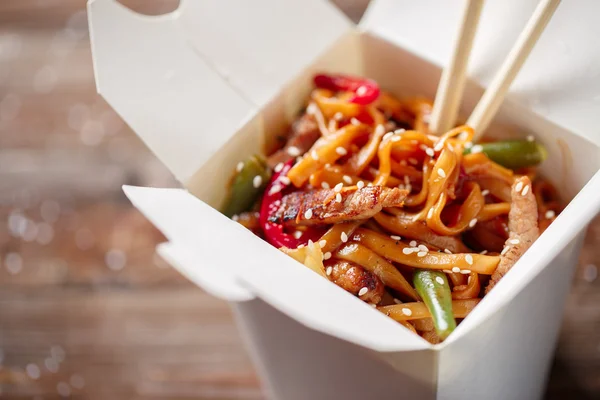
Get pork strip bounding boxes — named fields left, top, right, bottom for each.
left=327, top=260, right=384, bottom=304
left=486, top=176, right=539, bottom=293
left=267, top=113, right=320, bottom=168
left=269, top=186, right=408, bottom=226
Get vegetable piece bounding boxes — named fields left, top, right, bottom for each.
left=222, top=155, right=271, bottom=218
left=413, top=270, right=457, bottom=340
left=464, top=140, right=547, bottom=169
left=259, top=160, right=322, bottom=248
left=313, top=73, right=380, bottom=105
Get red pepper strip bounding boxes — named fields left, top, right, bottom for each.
left=313, top=73, right=380, bottom=106
left=260, top=160, right=323, bottom=248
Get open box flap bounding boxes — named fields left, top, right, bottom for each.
left=123, top=185, right=429, bottom=352
left=362, top=0, right=600, bottom=144
left=177, top=0, right=352, bottom=107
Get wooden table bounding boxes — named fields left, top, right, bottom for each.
left=0, top=1, right=598, bottom=399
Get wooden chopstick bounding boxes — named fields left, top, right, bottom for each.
left=429, top=0, right=484, bottom=135
left=468, top=0, right=561, bottom=140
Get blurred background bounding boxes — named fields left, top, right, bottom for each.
left=0, top=0, right=598, bottom=399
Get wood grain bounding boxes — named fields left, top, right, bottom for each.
left=0, top=1, right=598, bottom=399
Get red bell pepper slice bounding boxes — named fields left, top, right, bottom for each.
left=313, top=73, right=380, bottom=105
left=259, top=160, right=323, bottom=248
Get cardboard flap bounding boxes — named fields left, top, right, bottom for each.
left=123, top=185, right=429, bottom=352
left=88, top=0, right=255, bottom=183
left=177, top=0, right=352, bottom=107
left=362, top=0, right=600, bottom=144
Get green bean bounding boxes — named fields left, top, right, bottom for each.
left=221, top=155, right=271, bottom=218
left=464, top=140, right=547, bottom=169
left=413, top=270, right=456, bottom=340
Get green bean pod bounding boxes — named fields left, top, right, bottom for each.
left=464, top=140, right=547, bottom=169
left=413, top=270, right=456, bottom=340
left=221, top=155, right=271, bottom=218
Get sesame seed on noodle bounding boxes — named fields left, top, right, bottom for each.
left=375, top=124, right=386, bottom=135
left=341, top=232, right=348, bottom=243
left=521, top=185, right=530, bottom=196
left=357, top=181, right=365, bottom=189
left=426, top=148, right=435, bottom=157
left=334, top=183, right=343, bottom=192
left=501, top=246, right=510, bottom=255
left=335, top=193, right=342, bottom=203
left=383, top=132, right=394, bottom=141
left=444, top=249, right=453, bottom=254
left=336, top=147, right=347, bottom=156
left=232, top=214, right=239, bottom=221
left=323, top=252, right=332, bottom=260
left=319, top=240, right=327, bottom=248
left=236, top=162, right=244, bottom=172
left=334, top=112, right=343, bottom=120
left=342, top=175, right=352, bottom=184
left=481, top=189, right=490, bottom=196
left=402, top=308, right=412, bottom=316
left=464, top=141, right=473, bottom=149
left=391, top=235, right=401, bottom=241
left=252, top=175, right=263, bottom=188
left=471, top=144, right=483, bottom=154
left=321, top=181, right=330, bottom=189
left=274, top=162, right=284, bottom=173
left=465, top=254, right=474, bottom=265
left=452, top=267, right=460, bottom=273
left=509, top=238, right=520, bottom=245
left=443, top=269, right=453, bottom=274
left=418, top=244, right=428, bottom=252
left=367, top=182, right=373, bottom=186
left=304, top=209, right=313, bottom=219
left=306, top=103, right=318, bottom=115
left=311, top=150, right=319, bottom=160
left=545, top=210, right=556, bottom=219
left=480, top=250, right=488, bottom=255
left=358, top=287, right=368, bottom=296
left=394, top=129, right=406, bottom=134
left=437, top=168, right=446, bottom=178
left=402, top=248, right=413, bottom=255
left=434, top=141, right=444, bottom=152
left=391, top=136, right=401, bottom=142
left=326, top=266, right=333, bottom=276
left=435, top=276, right=444, bottom=285
left=427, top=208, right=434, bottom=219
left=409, top=240, right=417, bottom=247
left=351, top=118, right=361, bottom=126
left=287, top=146, right=301, bottom=157
left=469, top=218, right=478, bottom=228
left=460, top=269, right=471, bottom=274
left=515, top=181, right=524, bottom=193
left=417, top=251, right=427, bottom=257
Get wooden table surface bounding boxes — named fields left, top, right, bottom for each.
left=0, top=1, right=598, bottom=399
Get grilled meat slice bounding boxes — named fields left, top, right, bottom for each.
left=267, top=113, right=320, bottom=168
left=269, top=186, right=408, bottom=226
left=327, top=260, right=384, bottom=304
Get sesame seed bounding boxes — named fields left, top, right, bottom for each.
left=356, top=86, right=368, bottom=96
left=323, top=252, right=332, bottom=260
left=501, top=246, right=510, bottom=255
left=321, top=181, right=330, bottom=189
left=274, top=162, right=284, bottom=173
left=480, top=250, right=488, bottom=255
left=334, top=112, right=343, bottom=120
left=336, top=193, right=342, bottom=203
left=408, top=158, right=418, bottom=165
left=341, top=232, right=348, bottom=243
left=287, top=146, right=301, bottom=156
left=418, top=244, right=428, bottom=252
left=298, top=244, right=305, bottom=249
left=319, top=240, right=327, bottom=248
left=232, top=214, right=240, bottom=221
left=336, top=147, right=347, bottom=156
left=469, top=218, right=478, bottom=228
left=417, top=251, right=428, bottom=257
left=307, top=103, right=318, bottom=115
left=236, top=161, right=244, bottom=172
left=452, top=267, right=460, bottom=273
left=443, top=269, right=453, bottom=274
left=383, top=132, right=394, bottom=141
left=527, top=135, right=535, bottom=142
left=268, top=184, right=283, bottom=195
left=427, top=208, right=434, bottom=219
left=252, top=175, right=263, bottom=188
left=471, top=144, right=483, bottom=154
left=308, top=239, right=314, bottom=248
left=434, top=141, right=444, bottom=152
left=375, top=124, right=386, bottom=135
left=426, top=148, right=435, bottom=157
left=444, top=249, right=453, bottom=254
left=545, top=210, right=556, bottom=219
left=435, top=276, right=444, bottom=285
left=391, top=136, right=401, bottom=142
left=515, top=181, right=524, bottom=193
left=311, top=150, right=319, bottom=160
left=401, top=308, right=412, bottom=316
left=357, top=181, right=365, bottom=189
left=304, top=209, right=313, bottom=219
left=464, top=141, right=473, bottom=149
left=394, top=129, right=406, bottom=134
left=391, top=235, right=401, bottom=241
left=343, top=175, right=352, bottom=184
left=351, top=118, right=361, bottom=126
left=326, top=266, right=333, bottom=276
left=465, top=254, right=474, bottom=265
left=393, top=298, right=402, bottom=304
left=409, top=240, right=417, bottom=247
left=460, top=269, right=471, bottom=274
left=481, top=189, right=490, bottom=196
left=402, top=247, right=414, bottom=255
left=358, top=287, right=368, bottom=296
left=437, top=168, right=446, bottom=178
left=293, top=231, right=302, bottom=239
left=367, top=182, right=373, bottom=186
left=521, top=185, right=530, bottom=196
left=334, top=183, right=343, bottom=192
left=279, top=176, right=291, bottom=185
left=509, top=238, right=520, bottom=245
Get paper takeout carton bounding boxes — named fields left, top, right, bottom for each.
left=88, top=0, right=600, bottom=398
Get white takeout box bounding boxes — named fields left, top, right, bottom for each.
left=88, top=1, right=600, bottom=399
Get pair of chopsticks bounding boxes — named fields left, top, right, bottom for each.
left=429, top=0, right=561, bottom=140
